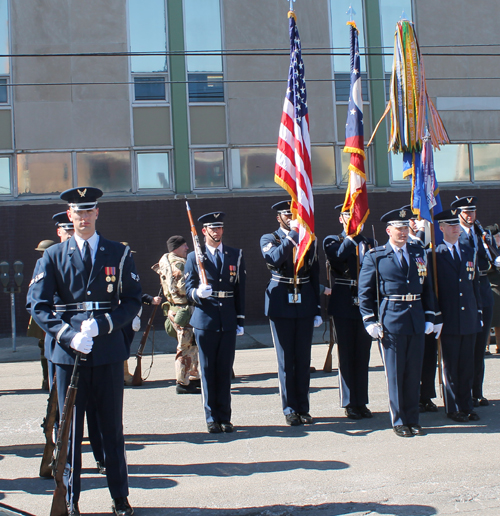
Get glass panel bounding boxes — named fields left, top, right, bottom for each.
left=239, top=147, right=276, bottom=188
left=0, top=0, right=9, bottom=74
left=188, top=73, right=224, bottom=102
left=380, top=0, right=413, bottom=72
left=185, top=0, right=222, bottom=73
left=0, top=155, right=9, bottom=194
left=334, top=72, right=369, bottom=102
left=312, top=146, right=336, bottom=186
left=193, top=150, right=225, bottom=188
left=134, top=77, right=166, bottom=101
left=390, top=145, right=470, bottom=183
left=17, top=153, right=72, bottom=195
left=77, top=151, right=131, bottom=193
left=129, top=0, right=167, bottom=73
left=472, top=144, right=500, bottom=182
left=0, top=78, right=7, bottom=103
left=330, top=0, right=365, bottom=73
left=137, top=152, right=170, bottom=189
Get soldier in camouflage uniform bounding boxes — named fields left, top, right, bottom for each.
left=157, top=235, right=200, bottom=394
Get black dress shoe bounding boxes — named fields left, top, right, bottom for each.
left=447, top=411, right=469, bottom=423
left=422, top=399, right=438, bottom=412
left=468, top=411, right=480, bottom=421
left=176, top=383, right=199, bottom=394
left=358, top=406, right=373, bottom=418
left=285, top=413, right=302, bottom=426
left=220, top=421, right=234, bottom=433
left=190, top=378, right=201, bottom=388
left=299, top=413, right=313, bottom=424
left=393, top=425, right=413, bottom=437
left=478, top=397, right=489, bottom=406
left=409, top=424, right=426, bottom=436
left=207, top=422, right=222, bottom=433
left=345, top=406, right=362, bottom=420
left=112, top=497, right=134, bottom=516
left=472, top=398, right=480, bottom=408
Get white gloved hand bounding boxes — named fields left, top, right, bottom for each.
left=70, top=332, right=93, bottom=354
left=81, top=318, right=98, bottom=337
left=314, top=316, right=323, bottom=328
left=289, top=219, right=300, bottom=231
left=425, top=321, right=434, bottom=334
left=366, top=323, right=383, bottom=339
left=196, top=284, right=213, bottom=299
left=236, top=325, right=244, bottom=336
left=415, top=219, right=426, bottom=230
left=132, top=316, right=141, bottom=332
left=494, top=256, right=500, bottom=268
left=434, top=323, right=443, bottom=339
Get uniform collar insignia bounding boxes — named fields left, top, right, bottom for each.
left=77, top=188, right=87, bottom=197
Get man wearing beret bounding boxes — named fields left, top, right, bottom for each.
left=156, top=235, right=200, bottom=394
left=184, top=212, right=246, bottom=433
left=31, top=187, right=141, bottom=516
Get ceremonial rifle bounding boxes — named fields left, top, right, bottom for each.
left=132, top=286, right=163, bottom=387
left=371, top=225, right=383, bottom=339
left=39, top=376, right=58, bottom=478
left=322, top=260, right=336, bottom=373
left=186, top=201, right=208, bottom=285
left=50, top=355, right=80, bottom=516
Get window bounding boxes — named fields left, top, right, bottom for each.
left=312, top=146, right=337, bottom=186
left=17, top=153, right=72, bottom=196
left=137, top=152, right=171, bottom=189
left=472, top=144, right=500, bottom=182
left=0, top=156, right=9, bottom=194
left=0, top=0, right=9, bottom=103
left=237, top=147, right=276, bottom=189
left=77, top=151, right=131, bottom=193
left=134, top=77, right=166, bottom=101
left=193, top=150, right=225, bottom=188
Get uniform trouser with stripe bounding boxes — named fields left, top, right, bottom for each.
left=270, top=316, right=314, bottom=415
left=378, top=332, right=424, bottom=427
left=334, top=316, right=372, bottom=408
left=420, top=332, right=438, bottom=400
left=472, top=303, right=493, bottom=399
left=56, top=361, right=128, bottom=504
left=441, top=333, right=475, bottom=414
left=194, top=329, right=236, bottom=423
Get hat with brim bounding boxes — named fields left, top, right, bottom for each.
left=380, top=208, right=411, bottom=227
left=198, top=212, right=225, bottom=227
left=335, top=203, right=350, bottom=214
left=60, top=187, right=103, bottom=211
left=450, top=196, right=477, bottom=211
left=271, top=200, right=293, bottom=215
left=52, top=211, right=74, bottom=230
left=435, top=208, right=462, bottom=225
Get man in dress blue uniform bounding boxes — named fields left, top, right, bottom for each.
left=323, top=204, right=374, bottom=420
left=31, top=187, right=141, bottom=516
left=358, top=208, right=435, bottom=437
left=261, top=200, right=322, bottom=426
left=184, top=212, right=246, bottom=434
left=451, top=196, right=499, bottom=407
left=430, top=209, right=482, bottom=422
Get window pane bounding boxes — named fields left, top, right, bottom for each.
left=185, top=0, right=222, bottom=73
left=129, top=0, right=167, bottom=73
left=239, top=147, right=276, bottom=188
left=188, top=73, right=223, bottom=102
left=341, top=146, right=370, bottom=184
left=77, top=151, right=131, bottom=193
left=0, top=78, right=7, bottom=103
left=0, top=155, right=9, bottom=194
left=137, top=152, right=170, bottom=189
left=380, top=0, right=413, bottom=72
left=312, top=146, right=336, bottom=186
left=17, top=153, right=72, bottom=195
left=334, top=72, right=369, bottom=102
left=330, top=0, right=365, bottom=73
left=472, top=144, right=500, bottom=182
left=0, top=0, right=9, bottom=74
left=134, top=77, right=166, bottom=101
left=194, top=151, right=225, bottom=188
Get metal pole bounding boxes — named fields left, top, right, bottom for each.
left=10, top=291, right=16, bottom=352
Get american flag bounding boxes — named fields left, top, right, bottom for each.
left=275, top=11, right=314, bottom=274
left=341, top=21, right=369, bottom=236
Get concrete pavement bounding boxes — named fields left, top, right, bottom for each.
left=1, top=328, right=500, bottom=515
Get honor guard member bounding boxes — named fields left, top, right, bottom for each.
left=156, top=235, right=200, bottom=394
left=358, top=208, right=435, bottom=438
left=31, top=187, right=142, bottom=516
left=184, top=212, right=246, bottom=434
left=323, top=204, right=374, bottom=420
left=430, top=209, right=482, bottom=422
left=451, top=196, right=499, bottom=407
left=261, top=200, right=322, bottom=426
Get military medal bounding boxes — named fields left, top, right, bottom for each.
left=105, top=267, right=117, bottom=283
left=415, top=257, right=427, bottom=283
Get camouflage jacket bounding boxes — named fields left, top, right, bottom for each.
left=158, top=252, right=188, bottom=306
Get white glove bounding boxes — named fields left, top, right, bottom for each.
left=81, top=318, right=98, bottom=337
left=289, top=219, right=299, bottom=231
left=434, top=323, right=443, bottom=339
left=314, top=316, right=323, bottom=328
left=196, top=284, right=213, bottom=299
left=494, top=256, right=500, bottom=268
left=132, top=316, right=141, bottom=332
left=236, top=325, right=244, bottom=336
left=425, top=322, right=434, bottom=334
left=415, top=219, right=426, bottom=230
left=366, top=323, right=383, bottom=339
left=70, top=332, right=93, bottom=354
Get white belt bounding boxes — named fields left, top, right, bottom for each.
left=333, top=278, right=357, bottom=286
left=385, top=294, right=421, bottom=302
left=54, top=301, right=112, bottom=312
left=271, top=274, right=310, bottom=284
left=210, top=291, right=234, bottom=298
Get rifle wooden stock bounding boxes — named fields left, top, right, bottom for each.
left=50, top=356, right=80, bottom=516
left=39, top=378, right=58, bottom=478
left=132, top=297, right=162, bottom=387
left=323, top=316, right=336, bottom=373
left=186, top=201, right=208, bottom=285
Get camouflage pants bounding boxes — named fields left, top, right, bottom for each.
left=175, top=325, right=200, bottom=385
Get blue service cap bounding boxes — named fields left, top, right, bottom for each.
left=380, top=208, right=411, bottom=226
left=400, top=205, right=418, bottom=219
left=435, top=208, right=462, bottom=225
left=52, top=211, right=74, bottom=230
left=335, top=203, right=350, bottom=214
left=198, top=212, right=225, bottom=227
left=60, top=187, right=103, bottom=211
left=450, top=196, right=477, bottom=211
left=271, top=200, right=292, bottom=214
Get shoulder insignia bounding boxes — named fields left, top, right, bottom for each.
left=33, top=272, right=45, bottom=283
left=262, top=242, right=273, bottom=253
left=131, top=272, right=140, bottom=282
left=368, top=245, right=386, bottom=254
left=185, top=272, right=190, bottom=279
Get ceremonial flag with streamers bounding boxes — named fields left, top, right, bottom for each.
left=341, top=21, right=369, bottom=236
left=275, top=11, right=314, bottom=274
